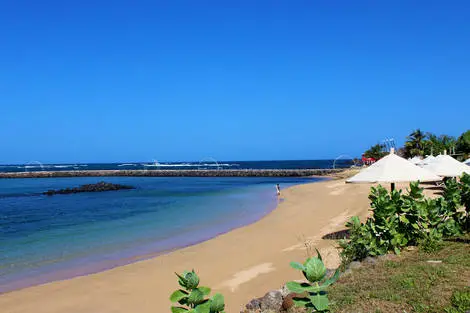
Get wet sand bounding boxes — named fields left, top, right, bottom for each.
left=1, top=178, right=381, bottom=313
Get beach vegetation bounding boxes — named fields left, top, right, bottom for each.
left=340, top=175, right=469, bottom=264
left=404, top=129, right=427, bottom=158
left=424, top=133, right=457, bottom=157
left=363, top=144, right=387, bottom=160
left=286, top=249, right=340, bottom=312
left=456, top=130, right=470, bottom=156
left=398, top=128, right=469, bottom=159
left=170, top=270, right=225, bottom=313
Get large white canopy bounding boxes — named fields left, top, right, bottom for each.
left=346, top=152, right=441, bottom=184
left=420, top=154, right=470, bottom=177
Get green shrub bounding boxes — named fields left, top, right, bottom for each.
left=340, top=177, right=469, bottom=263
left=458, top=173, right=470, bottom=231
left=286, top=249, right=340, bottom=312
left=418, top=228, right=443, bottom=253
left=170, top=270, right=225, bottom=313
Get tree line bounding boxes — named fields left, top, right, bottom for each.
left=363, top=129, right=470, bottom=160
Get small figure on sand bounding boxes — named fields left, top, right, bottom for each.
left=276, top=184, right=281, bottom=196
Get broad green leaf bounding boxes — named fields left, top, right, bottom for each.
left=399, top=215, right=410, bottom=224
left=292, top=297, right=310, bottom=307
left=290, top=261, right=305, bottom=271
left=194, top=300, right=210, bottom=313
left=188, top=289, right=204, bottom=305
left=185, top=270, right=200, bottom=289
left=310, top=293, right=329, bottom=311
left=198, top=286, right=211, bottom=296
left=285, top=281, right=314, bottom=293
left=210, top=293, right=225, bottom=312
left=171, top=306, right=188, bottom=313
left=303, top=257, right=327, bottom=282
left=170, top=289, right=189, bottom=302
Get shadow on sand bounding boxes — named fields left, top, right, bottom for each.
left=322, top=229, right=350, bottom=240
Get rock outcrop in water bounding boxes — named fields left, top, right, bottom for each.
left=42, top=181, right=134, bottom=196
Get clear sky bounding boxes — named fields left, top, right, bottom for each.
left=1, top=1, right=469, bottom=164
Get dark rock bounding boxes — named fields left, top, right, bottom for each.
left=362, top=256, right=378, bottom=265
left=377, top=253, right=398, bottom=262
left=245, top=298, right=262, bottom=311
left=325, top=268, right=337, bottom=277
left=42, top=181, right=134, bottom=196
left=260, top=290, right=283, bottom=311
left=348, top=261, right=362, bottom=269
left=280, top=284, right=290, bottom=298
left=341, top=268, right=353, bottom=277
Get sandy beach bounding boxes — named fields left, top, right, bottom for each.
left=1, top=177, right=377, bottom=313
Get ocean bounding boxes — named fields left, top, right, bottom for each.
left=0, top=159, right=353, bottom=173
left=0, top=160, right=345, bottom=293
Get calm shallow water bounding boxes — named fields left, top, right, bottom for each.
left=0, top=176, right=324, bottom=292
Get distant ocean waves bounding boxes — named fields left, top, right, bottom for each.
left=0, top=160, right=354, bottom=173
left=0, top=164, right=89, bottom=171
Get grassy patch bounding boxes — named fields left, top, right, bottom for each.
left=329, top=235, right=470, bottom=313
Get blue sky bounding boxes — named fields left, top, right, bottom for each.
left=1, top=1, right=469, bottom=164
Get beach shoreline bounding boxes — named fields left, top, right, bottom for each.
left=0, top=175, right=372, bottom=313
left=0, top=177, right=322, bottom=294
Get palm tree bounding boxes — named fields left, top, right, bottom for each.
left=456, top=130, right=470, bottom=156
left=404, top=129, right=426, bottom=158
left=424, top=133, right=457, bottom=156
left=364, top=144, right=387, bottom=160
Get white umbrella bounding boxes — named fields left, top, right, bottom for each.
left=408, top=156, right=423, bottom=164
left=346, top=148, right=441, bottom=190
left=419, top=155, right=436, bottom=165
left=421, top=154, right=470, bottom=177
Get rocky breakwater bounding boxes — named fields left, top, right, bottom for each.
left=0, top=169, right=344, bottom=179
left=42, top=181, right=134, bottom=196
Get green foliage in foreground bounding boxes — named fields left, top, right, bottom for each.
left=458, top=173, right=470, bottom=231
left=170, top=270, right=225, bottom=313
left=340, top=175, right=470, bottom=263
left=286, top=249, right=340, bottom=312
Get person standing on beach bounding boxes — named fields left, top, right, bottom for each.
left=276, top=184, right=281, bottom=196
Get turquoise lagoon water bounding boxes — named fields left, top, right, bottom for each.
left=0, top=176, right=324, bottom=292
